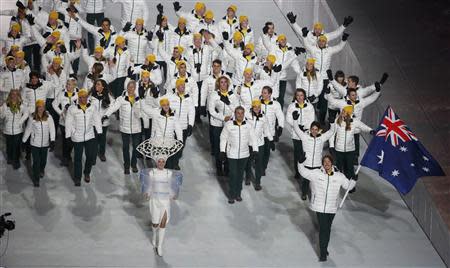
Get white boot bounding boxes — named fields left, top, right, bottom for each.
left=152, top=226, right=158, bottom=248
left=157, top=228, right=166, bottom=257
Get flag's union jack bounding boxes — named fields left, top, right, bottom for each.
left=376, top=107, right=417, bottom=146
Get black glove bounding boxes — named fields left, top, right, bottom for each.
left=301, top=27, right=309, bottom=37
left=25, top=14, right=35, bottom=25
left=58, top=12, right=65, bottom=21
left=342, top=32, right=349, bottom=41
left=262, top=25, right=269, bottom=34
left=43, top=43, right=53, bottom=53
left=173, top=1, right=181, bottom=12
left=59, top=45, right=67, bottom=53
left=294, top=47, right=305, bottom=56
left=343, top=16, right=354, bottom=27
left=270, top=141, right=276, bottom=151
left=50, top=141, right=55, bottom=150
left=127, top=67, right=135, bottom=78
left=327, top=69, right=333, bottom=81
left=156, top=14, right=163, bottom=26
left=369, top=130, right=376, bottom=135
left=287, top=12, right=297, bottom=24
left=292, top=110, right=299, bottom=120
left=299, top=125, right=305, bottom=131
left=251, top=151, right=258, bottom=160
left=219, top=152, right=227, bottom=162
left=64, top=104, right=70, bottom=110
left=200, top=106, right=207, bottom=117
left=195, top=63, right=201, bottom=73
left=187, top=125, right=193, bottom=137
left=146, top=31, right=153, bottom=41
left=101, top=115, right=108, bottom=123
left=156, top=30, right=164, bottom=41
left=307, top=95, right=316, bottom=103
left=276, top=127, right=283, bottom=138
left=123, top=22, right=132, bottom=32
left=273, top=64, right=282, bottom=72
left=151, top=86, right=159, bottom=98
left=157, top=3, right=164, bottom=14
left=218, top=43, right=224, bottom=49
left=379, top=72, right=389, bottom=85
left=324, top=85, right=331, bottom=94
left=16, top=0, right=26, bottom=9
left=222, top=31, right=229, bottom=41
left=375, top=82, right=381, bottom=92
left=298, top=152, right=306, bottom=164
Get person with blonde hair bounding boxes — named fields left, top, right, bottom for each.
left=0, top=89, right=28, bottom=169
left=22, top=99, right=56, bottom=187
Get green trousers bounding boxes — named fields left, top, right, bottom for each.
left=335, top=151, right=356, bottom=180
left=262, top=138, right=271, bottom=172
left=73, top=139, right=97, bottom=183
left=228, top=157, right=248, bottom=199
left=316, top=212, right=335, bottom=258
left=292, top=139, right=304, bottom=177
left=246, top=145, right=265, bottom=185
left=31, top=146, right=48, bottom=183
left=5, top=134, right=22, bottom=166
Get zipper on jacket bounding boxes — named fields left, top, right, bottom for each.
left=40, top=121, right=43, bottom=147
left=11, top=71, right=15, bottom=89
left=323, top=175, right=330, bottom=212
left=130, top=102, right=133, bottom=133
left=238, top=124, right=241, bottom=159
left=163, top=116, right=168, bottom=140
left=311, top=138, right=316, bottom=167
left=12, top=113, right=15, bottom=135
left=320, top=49, right=323, bottom=73
left=83, top=111, right=86, bottom=142
left=344, top=130, right=347, bottom=152
left=136, top=35, right=141, bottom=63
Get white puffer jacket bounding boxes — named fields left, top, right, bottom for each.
left=76, top=16, right=118, bottom=49
left=261, top=99, right=284, bottom=138
left=201, top=72, right=232, bottom=107
left=304, top=40, right=346, bottom=78
left=0, top=68, right=26, bottom=93
left=81, top=48, right=110, bottom=75
left=45, top=72, right=67, bottom=99
left=122, top=28, right=151, bottom=64
left=326, top=91, right=380, bottom=120
left=263, top=38, right=298, bottom=81
left=175, top=9, right=203, bottom=31
left=170, top=28, right=192, bottom=55
left=57, top=5, right=83, bottom=40
left=295, top=69, right=323, bottom=100
left=84, top=0, right=105, bottom=14
left=110, top=0, right=149, bottom=27
left=237, top=79, right=273, bottom=112
left=186, top=44, right=215, bottom=82
left=256, top=33, right=277, bottom=60
left=298, top=163, right=355, bottom=214
left=219, top=40, right=240, bottom=75
left=167, top=73, right=198, bottom=106
left=1, top=34, right=29, bottom=52
left=294, top=123, right=336, bottom=168
left=220, top=119, right=258, bottom=159
left=22, top=81, right=53, bottom=113
left=235, top=26, right=254, bottom=46
left=0, top=103, right=28, bottom=135
left=254, top=64, right=281, bottom=99
left=128, top=64, right=163, bottom=87
left=90, top=93, right=115, bottom=127
left=155, top=42, right=191, bottom=84
left=65, top=101, right=102, bottom=142
left=104, top=47, right=132, bottom=78
left=137, top=83, right=159, bottom=129
left=22, top=114, right=56, bottom=147
left=333, top=119, right=372, bottom=152
left=208, top=90, right=239, bottom=128
left=147, top=108, right=183, bottom=141
left=221, top=40, right=257, bottom=85
left=104, top=93, right=142, bottom=134
left=246, top=109, right=273, bottom=147
left=52, top=90, right=78, bottom=126
left=292, top=22, right=345, bottom=48
left=166, top=92, right=196, bottom=130
left=218, top=16, right=239, bottom=39
left=286, top=100, right=316, bottom=140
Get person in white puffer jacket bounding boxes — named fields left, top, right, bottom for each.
left=256, top=22, right=277, bottom=61
left=72, top=15, right=118, bottom=50
left=121, top=18, right=153, bottom=65
left=208, top=75, right=238, bottom=175
left=218, top=5, right=239, bottom=42
left=0, top=23, right=29, bottom=52
left=286, top=11, right=353, bottom=49
left=111, top=0, right=149, bottom=27
left=220, top=106, right=258, bottom=204
left=331, top=107, right=374, bottom=194
left=173, top=1, right=206, bottom=31
left=81, top=45, right=110, bottom=76
left=169, top=17, right=192, bottom=56
left=259, top=86, right=284, bottom=174
left=104, top=36, right=132, bottom=97
left=298, top=153, right=355, bottom=262
left=235, top=68, right=274, bottom=112
left=22, top=99, right=56, bottom=187
left=166, top=61, right=198, bottom=105
left=244, top=99, right=273, bottom=191
left=51, top=77, right=78, bottom=166
left=285, top=88, right=316, bottom=179
left=65, top=89, right=102, bottom=186
left=234, top=15, right=254, bottom=46
left=0, top=89, right=28, bottom=169
left=22, top=71, right=54, bottom=114
left=0, top=56, right=26, bottom=102
left=103, top=80, right=142, bottom=174
left=293, top=121, right=336, bottom=200
left=89, top=79, right=115, bottom=163
left=294, top=58, right=323, bottom=104
left=82, top=0, right=106, bottom=53
left=166, top=78, right=196, bottom=169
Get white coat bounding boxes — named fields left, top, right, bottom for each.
left=285, top=101, right=316, bottom=140
left=0, top=103, right=28, bottom=135
left=220, top=119, right=258, bottom=159
left=22, top=114, right=56, bottom=147
left=104, top=93, right=142, bottom=134
left=65, top=101, right=102, bottom=142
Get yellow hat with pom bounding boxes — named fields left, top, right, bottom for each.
left=146, top=54, right=156, bottom=63
left=11, top=23, right=21, bottom=32
left=193, top=32, right=202, bottom=39
left=135, top=18, right=144, bottom=25
left=51, top=31, right=61, bottom=40
left=252, top=99, right=261, bottom=107
left=159, top=98, right=170, bottom=106
left=243, top=68, right=253, bottom=75
left=306, top=58, right=316, bottom=64
left=245, top=43, right=254, bottom=52
left=49, top=10, right=58, bottom=20
left=176, top=60, right=186, bottom=69
left=35, top=99, right=45, bottom=107
left=115, top=36, right=126, bottom=45
left=94, top=46, right=104, bottom=53
left=318, top=35, right=327, bottom=42
left=343, top=105, right=353, bottom=114
left=78, top=88, right=89, bottom=97
left=141, top=70, right=150, bottom=78
left=194, top=2, right=205, bottom=11
left=52, top=56, right=62, bottom=65
left=233, top=31, right=243, bottom=42
left=277, top=34, right=286, bottom=42
left=175, top=78, right=186, bottom=88
left=174, top=45, right=184, bottom=54
left=204, top=10, right=214, bottom=20
left=313, top=22, right=324, bottom=31
left=266, top=54, right=276, bottom=65
left=239, top=15, right=248, bottom=24
left=178, top=17, right=187, bottom=25
left=16, top=50, right=25, bottom=58
left=228, top=5, right=237, bottom=13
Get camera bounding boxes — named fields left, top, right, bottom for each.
left=0, top=213, right=15, bottom=238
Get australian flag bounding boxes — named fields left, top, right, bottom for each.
left=361, top=106, right=445, bottom=194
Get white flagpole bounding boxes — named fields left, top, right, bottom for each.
left=339, top=164, right=361, bottom=208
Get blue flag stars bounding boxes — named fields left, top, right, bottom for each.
left=361, top=106, right=445, bottom=194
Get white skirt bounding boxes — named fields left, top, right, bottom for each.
left=149, top=198, right=170, bottom=225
